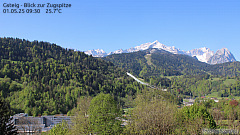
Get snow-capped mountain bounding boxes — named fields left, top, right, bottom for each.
left=85, top=49, right=107, bottom=57
left=207, top=48, right=236, bottom=64
left=87, top=40, right=184, bottom=56
left=185, top=47, right=214, bottom=63
left=110, top=40, right=185, bottom=54
left=84, top=41, right=236, bottom=64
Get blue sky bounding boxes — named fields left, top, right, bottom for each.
left=1, top=0, right=240, bottom=61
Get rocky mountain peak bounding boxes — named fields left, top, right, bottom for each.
left=216, top=48, right=231, bottom=55
left=84, top=41, right=236, bottom=64
left=207, top=48, right=236, bottom=64
left=186, top=47, right=214, bottom=63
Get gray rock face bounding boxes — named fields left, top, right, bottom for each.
left=185, top=47, right=214, bottom=63
left=207, top=48, right=236, bottom=64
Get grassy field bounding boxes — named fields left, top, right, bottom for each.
left=206, top=91, right=240, bottom=100
left=223, top=79, right=237, bottom=86
left=233, top=96, right=240, bottom=100
left=144, top=54, right=153, bottom=66
left=210, top=78, right=220, bottom=81
left=216, top=120, right=240, bottom=128
left=206, top=92, right=219, bottom=98
left=165, top=75, right=184, bottom=80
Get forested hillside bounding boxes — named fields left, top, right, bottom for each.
left=103, top=48, right=240, bottom=78
left=103, top=49, right=208, bottom=77
left=205, top=61, right=240, bottom=77
left=2, top=38, right=240, bottom=134
left=0, top=37, right=146, bottom=116
left=103, top=48, right=240, bottom=99
left=1, top=37, right=240, bottom=117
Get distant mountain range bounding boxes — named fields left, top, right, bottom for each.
left=85, top=40, right=236, bottom=64
left=102, top=48, right=240, bottom=77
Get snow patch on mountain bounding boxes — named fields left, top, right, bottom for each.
left=185, top=47, right=214, bottom=63
left=207, top=48, right=236, bottom=64
left=85, top=49, right=107, bottom=57
left=107, top=40, right=185, bottom=55
left=84, top=41, right=236, bottom=64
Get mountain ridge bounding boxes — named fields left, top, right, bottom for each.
left=207, top=48, right=236, bottom=64
left=102, top=48, right=240, bottom=78
left=85, top=40, right=236, bottom=64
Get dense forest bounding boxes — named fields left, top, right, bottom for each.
left=103, top=48, right=240, bottom=77
left=103, top=48, right=240, bottom=99
left=1, top=37, right=240, bottom=116
left=0, top=37, right=149, bottom=116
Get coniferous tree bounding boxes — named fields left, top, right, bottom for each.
left=0, top=98, right=18, bottom=135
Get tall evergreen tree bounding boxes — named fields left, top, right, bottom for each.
left=0, top=98, right=18, bottom=135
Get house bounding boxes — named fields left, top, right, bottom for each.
left=11, top=113, right=72, bottom=133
